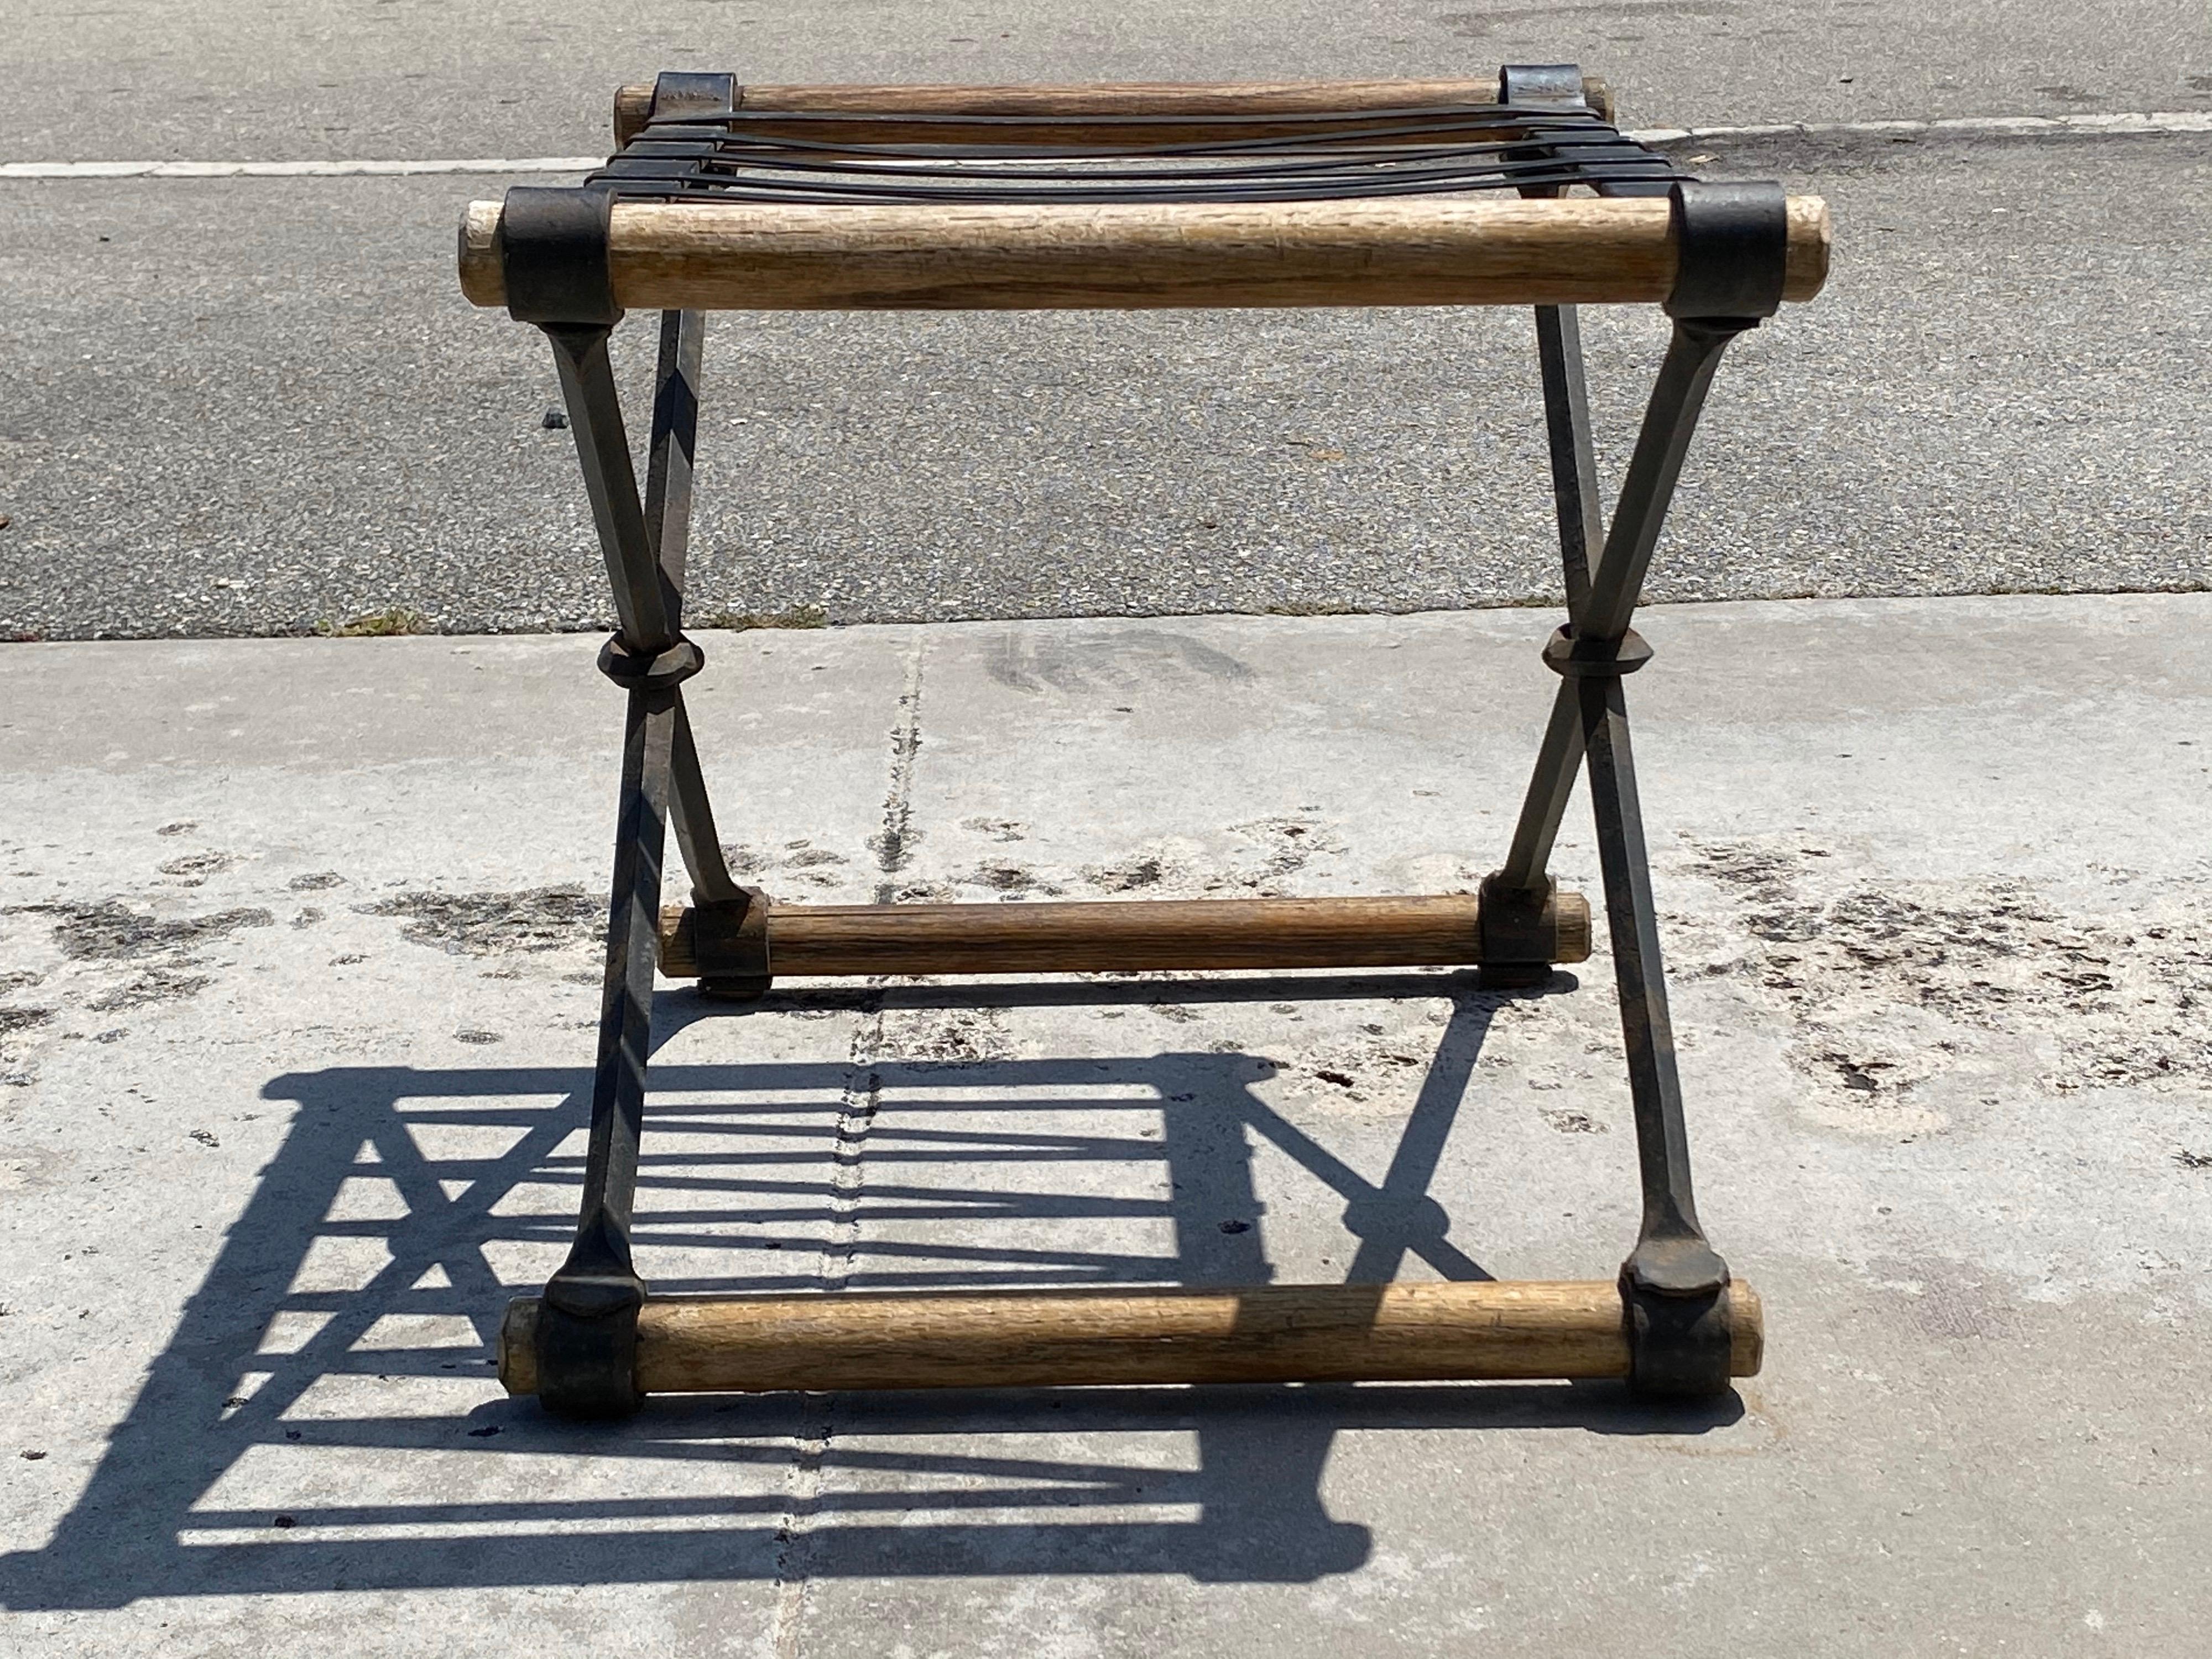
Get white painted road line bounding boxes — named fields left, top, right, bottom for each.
left=0, top=155, right=602, bottom=179
left=1, top=110, right=2208, bottom=180
left=1628, top=109, right=2212, bottom=144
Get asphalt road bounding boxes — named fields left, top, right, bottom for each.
left=1, top=6, right=2208, bottom=637
left=7, top=0, right=2210, bottom=159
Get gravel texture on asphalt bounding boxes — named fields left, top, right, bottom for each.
left=4, top=0, right=2207, bottom=163
left=0, top=128, right=2206, bottom=640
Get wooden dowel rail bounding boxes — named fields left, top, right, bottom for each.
left=656, top=891, right=1592, bottom=979
left=459, top=193, right=1829, bottom=313
left=498, top=1280, right=1763, bottom=1396
left=613, top=76, right=1619, bottom=149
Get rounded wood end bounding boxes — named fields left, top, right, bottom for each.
left=496, top=1297, right=539, bottom=1395
left=1552, top=889, right=1593, bottom=964
left=457, top=200, right=505, bottom=307
left=614, top=83, right=654, bottom=148
left=1782, top=195, right=1832, bottom=302
left=1728, top=1279, right=1764, bottom=1377
left=658, top=902, right=696, bottom=978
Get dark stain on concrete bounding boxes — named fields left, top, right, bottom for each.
left=0, top=1008, right=54, bottom=1041
left=91, top=968, right=214, bottom=1011
left=364, top=888, right=598, bottom=956
left=156, top=851, right=235, bottom=879
left=14, top=900, right=274, bottom=962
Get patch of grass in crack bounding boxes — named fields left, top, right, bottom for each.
left=692, top=604, right=830, bottom=632
left=317, top=607, right=431, bottom=638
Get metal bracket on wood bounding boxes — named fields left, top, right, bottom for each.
left=649, top=70, right=739, bottom=124
left=684, top=886, right=773, bottom=1001
left=1474, top=873, right=1568, bottom=990
left=536, top=1232, right=647, bottom=1420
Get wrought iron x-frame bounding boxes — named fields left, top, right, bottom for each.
left=504, top=68, right=1790, bottom=1416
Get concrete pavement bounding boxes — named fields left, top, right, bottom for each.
left=1, top=594, right=2206, bottom=1653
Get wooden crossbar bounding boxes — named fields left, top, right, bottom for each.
left=656, top=892, right=1590, bottom=979
left=611, top=75, right=1619, bottom=149
left=499, top=1280, right=1765, bottom=1397
left=458, top=194, right=1830, bottom=313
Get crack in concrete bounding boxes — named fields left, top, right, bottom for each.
left=772, top=639, right=924, bottom=1659
left=865, top=643, right=928, bottom=890
left=770, top=1062, right=882, bottom=1659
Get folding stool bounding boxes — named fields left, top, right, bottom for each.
left=456, top=65, right=1830, bottom=1418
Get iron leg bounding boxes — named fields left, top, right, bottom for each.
left=1485, top=302, right=1608, bottom=946
left=535, top=684, right=677, bottom=1418
left=532, top=314, right=701, bottom=1418
left=1532, top=304, right=1603, bottom=619
left=1578, top=675, right=1733, bottom=1396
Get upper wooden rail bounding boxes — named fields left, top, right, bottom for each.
left=611, top=76, right=1617, bottom=149
left=458, top=194, right=1829, bottom=313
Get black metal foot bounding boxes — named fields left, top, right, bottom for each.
left=1619, top=1232, right=1734, bottom=1397
left=535, top=1261, right=648, bottom=1420
left=1475, top=870, right=1564, bottom=988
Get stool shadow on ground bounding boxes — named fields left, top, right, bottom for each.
left=0, top=973, right=1740, bottom=1610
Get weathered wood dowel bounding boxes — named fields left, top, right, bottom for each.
left=656, top=891, right=1591, bottom=979
left=498, top=1280, right=1762, bottom=1396
left=456, top=195, right=1830, bottom=313
left=613, top=76, right=1618, bottom=149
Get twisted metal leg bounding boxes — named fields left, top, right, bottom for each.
left=532, top=313, right=735, bottom=1416
left=1488, top=314, right=1757, bottom=1395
